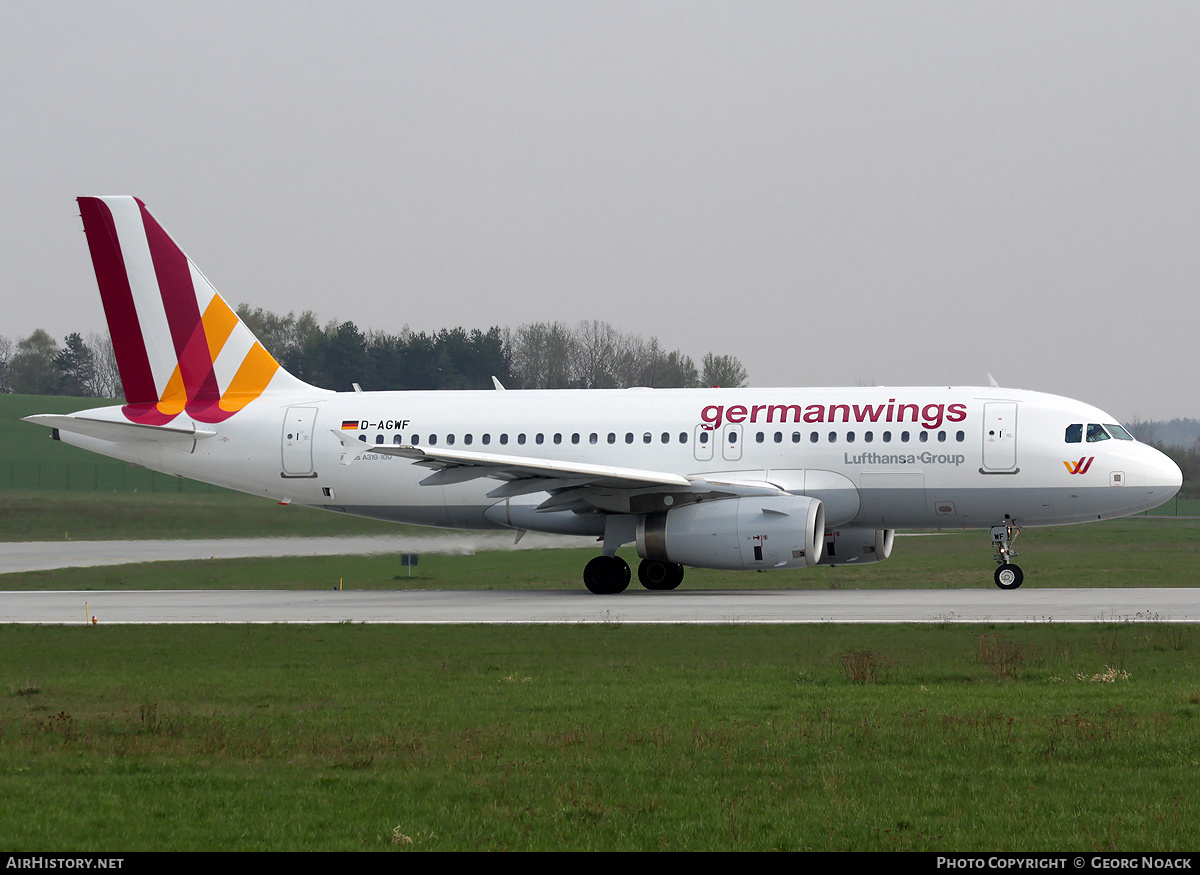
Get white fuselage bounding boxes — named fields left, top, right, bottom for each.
left=58, top=384, right=1183, bottom=537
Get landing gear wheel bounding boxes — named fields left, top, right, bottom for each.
left=994, top=563, right=1024, bottom=590
left=584, top=556, right=631, bottom=594
left=638, top=559, right=685, bottom=591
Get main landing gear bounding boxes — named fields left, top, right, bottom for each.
left=990, top=517, right=1024, bottom=590
left=582, top=556, right=685, bottom=594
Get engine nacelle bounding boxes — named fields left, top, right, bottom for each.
left=636, top=495, right=825, bottom=571
left=817, top=528, right=895, bottom=566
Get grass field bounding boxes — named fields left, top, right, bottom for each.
left=1, top=623, right=1197, bottom=851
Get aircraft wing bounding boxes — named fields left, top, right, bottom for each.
left=330, top=431, right=783, bottom=514
left=24, top=414, right=217, bottom=444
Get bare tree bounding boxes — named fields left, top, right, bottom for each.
left=87, top=332, right=122, bottom=398
left=1126, top=417, right=1161, bottom=446
left=0, top=334, right=12, bottom=393
left=700, top=353, right=748, bottom=388
left=507, top=321, right=578, bottom=389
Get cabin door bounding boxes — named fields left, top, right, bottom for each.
left=982, top=402, right=1018, bottom=472
left=282, top=406, right=318, bottom=477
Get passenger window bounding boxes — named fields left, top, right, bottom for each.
left=1086, top=423, right=1111, bottom=442
left=375, top=434, right=383, bottom=444
left=464, top=434, right=473, bottom=445
left=535, top=433, right=544, bottom=445
left=482, top=434, right=491, bottom=445
left=446, top=434, right=455, bottom=445
left=572, top=433, right=580, bottom=444
left=518, top=434, right=526, bottom=445
left=1065, top=423, right=1082, bottom=443
left=901, top=431, right=910, bottom=442
left=828, top=431, right=836, bottom=443
left=679, top=432, right=688, bottom=444
left=755, top=432, right=764, bottom=444
left=810, top=432, right=818, bottom=443
left=864, top=431, right=873, bottom=443
left=607, top=433, right=616, bottom=444
left=846, top=431, right=855, bottom=443
left=643, top=433, right=652, bottom=444
left=774, top=432, right=783, bottom=443
left=956, top=431, right=965, bottom=442
left=625, top=433, right=634, bottom=444
left=589, top=433, right=598, bottom=444
left=883, top=431, right=892, bottom=443
left=500, top=434, right=508, bottom=445
left=429, top=435, right=438, bottom=445
left=918, top=432, right=928, bottom=443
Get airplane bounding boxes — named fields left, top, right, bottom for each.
left=24, top=197, right=1183, bottom=593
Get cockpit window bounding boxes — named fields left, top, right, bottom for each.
left=1086, top=423, right=1111, bottom=442
left=1106, top=424, right=1134, bottom=441
left=1065, top=423, right=1082, bottom=443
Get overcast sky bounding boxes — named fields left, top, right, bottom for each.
left=2, top=2, right=1197, bottom=419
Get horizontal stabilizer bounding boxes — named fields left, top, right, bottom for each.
left=23, top=414, right=216, bottom=444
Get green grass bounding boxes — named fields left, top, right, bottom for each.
left=3, top=518, right=1197, bottom=590
left=0, top=490, right=417, bottom=541
left=1, top=623, right=1197, bottom=851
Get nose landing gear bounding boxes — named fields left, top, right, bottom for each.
left=991, top=518, right=1024, bottom=590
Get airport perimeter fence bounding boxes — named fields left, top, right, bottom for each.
left=1138, top=496, right=1200, bottom=517
left=2, top=460, right=224, bottom=494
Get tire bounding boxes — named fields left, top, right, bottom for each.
left=994, top=563, right=1024, bottom=590
left=584, top=556, right=630, bottom=594
left=638, top=559, right=684, bottom=591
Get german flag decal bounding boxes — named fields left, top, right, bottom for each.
left=341, top=420, right=360, bottom=431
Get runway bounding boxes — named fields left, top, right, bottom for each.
left=2, top=587, right=1196, bottom=624
left=0, top=533, right=595, bottom=574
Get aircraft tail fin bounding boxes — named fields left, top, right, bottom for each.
left=77, top=196, right=310, bottom=424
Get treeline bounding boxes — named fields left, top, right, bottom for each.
left=0, top=330, right=120, bottom=397
left=0, top=311, right=747, bottom=397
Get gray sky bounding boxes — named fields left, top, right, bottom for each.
left=2, top=1, right=1198, bottom=420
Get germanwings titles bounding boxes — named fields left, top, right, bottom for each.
left=25, top=197, right=1183, bottom=593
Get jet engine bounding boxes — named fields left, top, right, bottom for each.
left=817, top=528, right=895, bottom=566
left=636, top=495, right=825, bottom=571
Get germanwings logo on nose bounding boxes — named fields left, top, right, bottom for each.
left=1064, top=457, right=1095, bottom=475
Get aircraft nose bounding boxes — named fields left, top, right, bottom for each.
left=1145, top=445, right=1183, bottom=501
